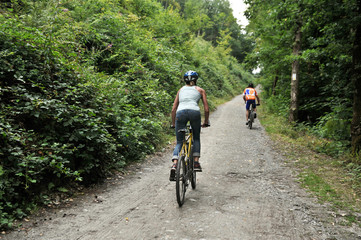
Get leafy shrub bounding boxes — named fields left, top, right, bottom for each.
left=312, top=107, right=351, bottom=142
left=264, top=94, right=290, bottom=118
left=0, top=15, right=122, bottom=228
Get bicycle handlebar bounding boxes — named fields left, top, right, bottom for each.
left=170, top=123, right=210, bottom=128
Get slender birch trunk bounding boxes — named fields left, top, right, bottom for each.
left=289, top=22, right=302, bottom=122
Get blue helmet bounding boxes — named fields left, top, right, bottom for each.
left=184, top=70, right=199, bottom=83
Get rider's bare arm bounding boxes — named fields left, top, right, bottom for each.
left=171, top=90, right=180, bottom=127
left=256, top=95, right=260, bottom=105
left=196, top=86, right=209, bottom=127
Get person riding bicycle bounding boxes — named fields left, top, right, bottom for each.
left=243, top=83, right=260, bottom=125
left=170, top=70, right=209, bottom=179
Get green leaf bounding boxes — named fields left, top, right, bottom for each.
left=57, top=187, right=68, bottom=193
left=48, top=182, right=55, bottom=190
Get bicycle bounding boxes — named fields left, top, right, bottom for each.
left=248, top=103, right=260, bottom=129
left=173, top=124, right=197, bottom=207
left=171, top=122, right=211, bottom=206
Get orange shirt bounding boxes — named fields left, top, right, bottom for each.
left=243, top=87, right=257, bottom=101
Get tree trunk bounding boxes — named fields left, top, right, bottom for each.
left=351, top=0, right=361, bottom=153
left=272, top=73, right=278, bottom=96
left=289, top=23, right=302, bottom=122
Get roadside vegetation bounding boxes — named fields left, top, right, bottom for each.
left=245, top=0, right=361, bottom=227
left=245, top=0, right=361, bottom=153
left=259, top=103, right=361, bottom=226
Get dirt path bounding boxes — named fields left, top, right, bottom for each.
left=3, top=95, right=361, bottom=240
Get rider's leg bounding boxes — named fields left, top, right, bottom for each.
left=171, top=110, right=188, bottom=165
left=189, top=110, right=201, bottom=160
left=245, top=101, right=250, bottom=121
left=252, top=101, right=257, bottom=118
left=189, top=110, right=201, bottom=169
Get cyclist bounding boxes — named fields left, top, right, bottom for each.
left=243, top=83, right=260, bottom=125
left=170, top=70, right=209, bottom=180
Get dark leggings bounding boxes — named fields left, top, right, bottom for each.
left=172, top=109, right=201, bottom=159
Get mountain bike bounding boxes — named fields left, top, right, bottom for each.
left=248, top=103, right=260, bottom=129
left=175, top=124, right=197, bottom=207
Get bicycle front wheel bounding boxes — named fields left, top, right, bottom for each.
left=176, top=155, right=186, bottom=207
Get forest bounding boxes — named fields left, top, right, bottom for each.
left=1, top=0, right=361, bottom=230
left=244, top=0, right=361, bottom=154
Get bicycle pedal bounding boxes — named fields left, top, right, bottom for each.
left=194, top=169, right=202, bottom=172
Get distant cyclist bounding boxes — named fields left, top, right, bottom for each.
left=243, top=83, right=260, bottom=125
left=170, top=70, right=210, bottom=179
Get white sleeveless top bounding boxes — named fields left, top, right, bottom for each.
left=177, top=86, right=201, bottom=112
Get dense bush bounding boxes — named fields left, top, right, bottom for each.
left=0, top=15, right=123, bottom=227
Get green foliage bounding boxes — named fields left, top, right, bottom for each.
left=174, top=0, right=254, bottom=63
left=0, top=0, right=252, bottom=229
left=245, top=0, right=357, bottom=153
left=312, top=107, right=352, bottom=141
left=260, top=107, right=361, bottom=218
left=263, top=94, right=290, bottom=118
left=0, top=14, right=124, bottom=228
left=299, top=171, right=339, bottom=203
left=345, top=153, right=361, bottom=191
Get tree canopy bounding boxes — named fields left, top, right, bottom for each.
left=245, top=0, right=360, bottom=152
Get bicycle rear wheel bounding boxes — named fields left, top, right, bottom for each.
left=176, top=155, right=186, bottom=207
left=190, top=147, right=196, bottom=189
left=249, top=111, right=253, bottom=129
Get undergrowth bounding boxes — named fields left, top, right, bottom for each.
left=258, top=106, right=361, bottom=226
